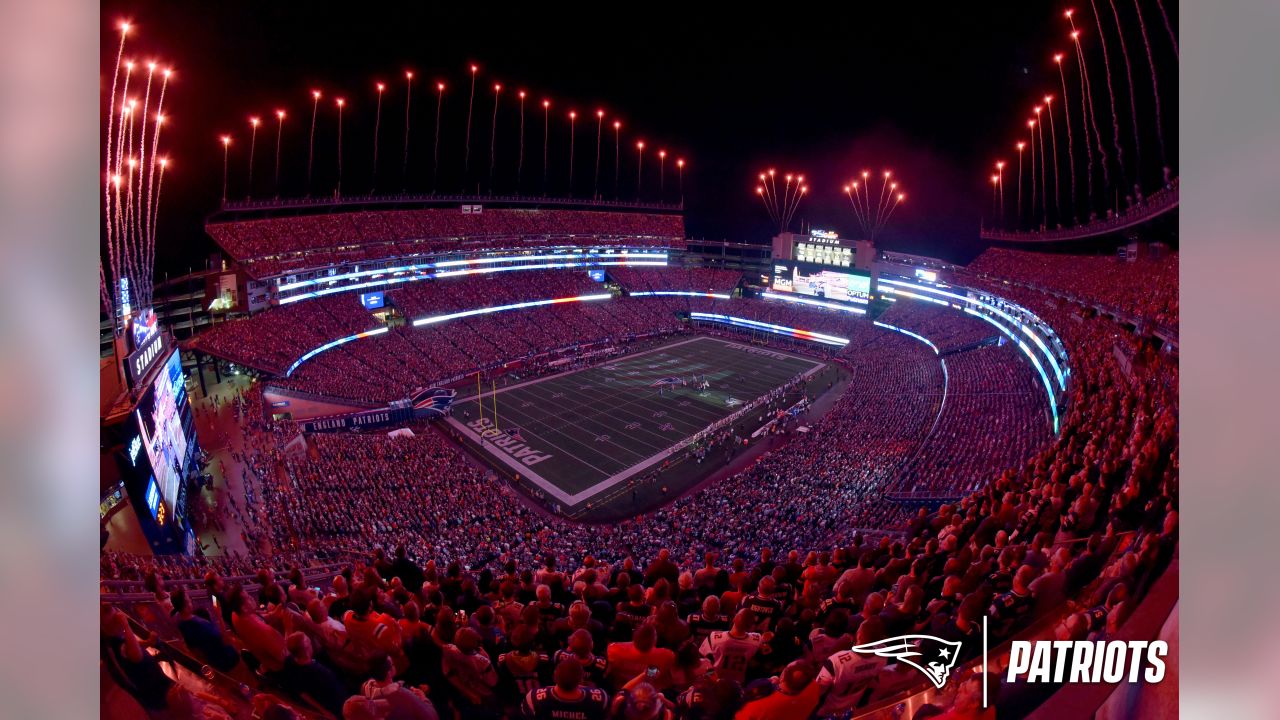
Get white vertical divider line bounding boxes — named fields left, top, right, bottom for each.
left=982, top=616, right=989, bottom=708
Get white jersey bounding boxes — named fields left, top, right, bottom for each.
left=699, top=630, right=762, bottom=684
left=816, top=649, right=886, bottom=715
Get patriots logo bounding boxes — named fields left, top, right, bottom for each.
left=849, top=635, right=962, bottom=689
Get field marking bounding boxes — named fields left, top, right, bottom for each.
left=449, top=336, right=827, bottom=506
left=469, top=335, right=708, bottom=398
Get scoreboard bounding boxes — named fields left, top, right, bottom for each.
left=772, top=262, right=872, bottom=304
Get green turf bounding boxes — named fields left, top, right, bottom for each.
left=444, top=335, right=826, bottom=508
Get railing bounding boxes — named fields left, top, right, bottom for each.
left=217, top=193, right=683, bottom=214
left=980, top=182, right=1178, bottom=242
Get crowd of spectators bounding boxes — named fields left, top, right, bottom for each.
left=610, top=268, right=743, bottom=295
left=962, top=247, right=1179, bottom=329
left=876, top=301, right=1053, bottom=497
left=111, top=266, right=1178, bottom=718
left=206, top=208, right=686, bottom=277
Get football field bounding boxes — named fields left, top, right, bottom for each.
left=444, top=335, right=827, bottom=508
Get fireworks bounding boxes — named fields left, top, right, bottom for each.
left=101, top=21, right=172, bottom=327
left=756, top=168, right=809, bottom=233
left=842, top=169, right=905, bottom=240
left=987, top=4, right=1176, bottom=231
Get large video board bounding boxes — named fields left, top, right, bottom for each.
left=771, top=262, right=872, bottom=303
left=133, top=349, right=194, bottom=522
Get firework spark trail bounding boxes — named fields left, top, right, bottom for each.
left=1037, top=118, right=1048, bottom=227
left=1155, top=0, right=1178, bottom=57
left=122, top=161, right=137, bottom=304
left=1055, top=60, right=1078, bottom=217
left=145, top=73, right=170, bottom=297
left=874, top=174, right=890, bottom=227
left=568, top=113, right=576, bottom=193
left=336, top=101, right=345, bottom=195
left=850, top=184, right=867, bottom=235
left=1047, top=101, right=1061, bottom=224
left=464, top=67, right=476, bottom=175
left=115, top=68, right=132, bottom=179
left=1132, top=0, right=1167, bottom=168
left=1108, top=0, right=1143, bottom=187
left=489, top=85, right=500, bottom=192
left=1016, top=146, right=1024, bottom=226
left=1074, top=33, right=1111, bottom=196
left=613, top=122, right=620, bottom=199
left=1029, top=123, right=1037, bottom=224
left=517, top=93, right=526, bottom=188
left=1070, top=41, right=1095, bottom=205
left=273, top=111, right=284, bottom=196
left=147, top=160, right=167, bottom=307
left=845, top=185, right=866, bottom=235
left=137, top=64, right=154, bottom=257
left=248, top=119, right=259, bottom=198
left=373, top=85, right=384, bottom=188
left=593, top=112, right=602, bottom=200
left=542, top=102, right=549, bottom=195
left=103, top=27, right=127, bottom=321
left=1091, top=0, right=1128, bottom=188
left=307, top=92, right=320, bottom=193
left=881, top=193, right=904, bottom=229
left=99, top=260, right=114, bottom=316
left=433, top=84, right=443, bottom=192
left=403, top=74, right=414, bottom=189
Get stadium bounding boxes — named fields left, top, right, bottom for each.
left=99, top=6, right=1178, bottom=720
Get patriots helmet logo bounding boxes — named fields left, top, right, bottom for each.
left=849, top=635, right=962, bottom=689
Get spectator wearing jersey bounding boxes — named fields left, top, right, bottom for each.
left=532, top=584, right=565, bottom=639
left=988, top=566, right=1037, bottom=640
left=815, top=580, right=859, bottom=625
left=817, top=616, right=891, bottom=715
left=551, top=601, right=605, bottom=652
left=441, top=627, right=500, bottom=718
left=521, top=657, right=609, bottom=719
left=804, top=610, right=855, bottom=666
left=742, top=578, right=782, bottom=633
left=734, top=660, right=822, bottom=720
left=497, top=625, right=551, bottom=713
left=553, top=629, right=610, bottom=689
left=688, top=595, right=732, bottom=646
left=607, top=625, right=677, bottom=690
left=700, top=609, right=762, bottom=685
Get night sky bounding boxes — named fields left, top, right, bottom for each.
left=103, top=3, right=1178, bottom=276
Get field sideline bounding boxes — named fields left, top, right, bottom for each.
left=444, top=335, right=827, bottom=508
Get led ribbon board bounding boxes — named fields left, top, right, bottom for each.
left=877, top=278, right=1066, bottom=391
left=761, top=291, right=867, bottom=313
left=688, top=312, right=849, bottom=347
left=630, top=291, right=732, bottom=299
left=285, top=293, right=613, bottom=377
left=276, top=251, right=668, bottom=300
